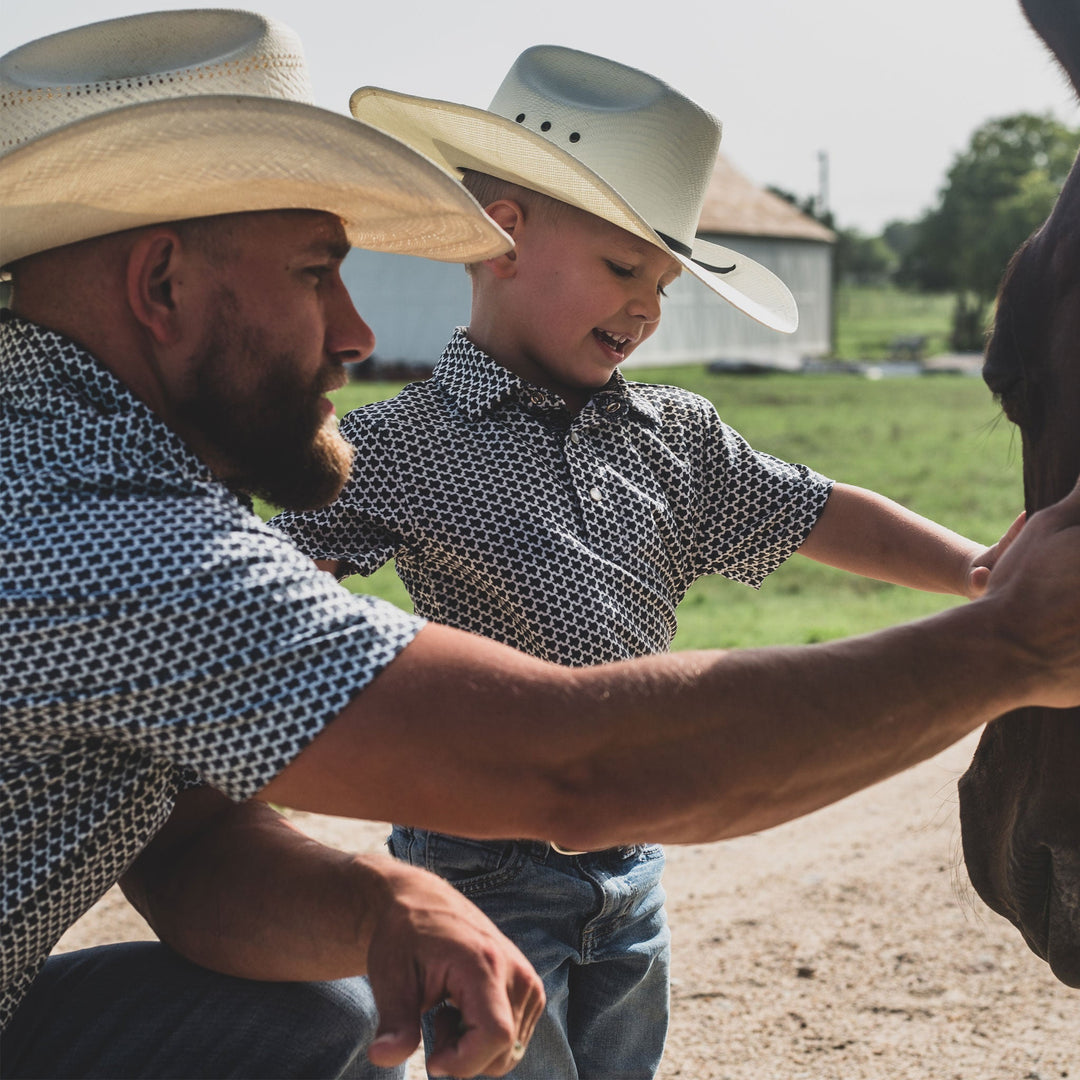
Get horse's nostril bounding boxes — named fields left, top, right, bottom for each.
left=981, top=368, right=1015, bottom=397
left=988, top=376, right=1037, bottom=430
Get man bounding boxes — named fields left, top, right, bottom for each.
left=2, top=10, right=1080, bottom=1080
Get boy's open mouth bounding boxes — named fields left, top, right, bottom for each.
left=593, top=329, right=632, bottom=356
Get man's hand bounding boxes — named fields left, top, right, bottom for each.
left=965, top=510, right=1026, bottom=598
left=982, top=474, right=1080, bottom=708
left=364, top=860, right=544, bottom=1076
left=123, top=792, right=543, bottom=1076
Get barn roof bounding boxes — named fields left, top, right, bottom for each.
left=698, top=156, right=836, bottom=243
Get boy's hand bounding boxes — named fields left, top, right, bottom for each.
left=965, top=511, right=1026, bottom=598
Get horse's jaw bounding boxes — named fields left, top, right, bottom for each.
left=1045, top=844, right=1080, bottom=987
left=960, top=706, right=1080, bottom=988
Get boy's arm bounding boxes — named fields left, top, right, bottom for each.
left=797, top=482, right=1022, bottom=598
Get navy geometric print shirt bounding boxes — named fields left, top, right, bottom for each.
left=0, top=314, right=424, bottom=1027
left=273, top=329, right=833, bottom=667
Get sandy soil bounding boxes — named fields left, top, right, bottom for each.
left=57, top=730, right=1079, bottom=1079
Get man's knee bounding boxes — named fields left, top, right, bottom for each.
left=3, top=943, right=400, bottom=1079
left=285, top=975, right=398, bottom=1079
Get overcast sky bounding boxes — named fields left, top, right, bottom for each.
left=4, top=0, right=1077, bottom=233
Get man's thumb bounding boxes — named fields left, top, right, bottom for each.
left=366, top=1018, right=422, bottom=1068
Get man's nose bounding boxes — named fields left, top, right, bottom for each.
left=327, top=274, right=376, bottom=362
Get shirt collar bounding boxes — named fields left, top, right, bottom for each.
left=2, top=311, right=138, bottom=417
left=432, top=327, right=661, bottom=428
left=1, top=312, right=215, bottom=489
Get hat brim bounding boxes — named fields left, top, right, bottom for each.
left=0, top=96, right=512, bottom=267
left=350, top=86, right=798, bottom=334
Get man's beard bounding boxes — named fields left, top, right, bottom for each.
left=175, top=294, right=355, bottom=511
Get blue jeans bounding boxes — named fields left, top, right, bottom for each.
left=389, top=827, right=670, bottom=1080
left=0, top=941, right=404, bottom=1079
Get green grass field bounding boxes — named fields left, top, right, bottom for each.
left=263, top=365, right=1022, bottom=650
left=833, top=286, right=955, bottom=360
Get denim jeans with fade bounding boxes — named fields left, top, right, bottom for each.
left=389, top=826, right=670, bottom=1080
left=0, top=941, right=403, bottom=1080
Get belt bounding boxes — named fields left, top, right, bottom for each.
left=544, top=841, right=650, bottom=858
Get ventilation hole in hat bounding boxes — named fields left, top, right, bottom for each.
left=515, top=113, right=526, bottom=123
left=540, top=121, right=552, bottom=131
left=569, top=132, right=581, bottom=143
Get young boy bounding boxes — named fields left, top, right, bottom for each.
left=272, top=46, right=1014, bottom=1078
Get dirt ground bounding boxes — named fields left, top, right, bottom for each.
left=58, top=729, right=1079, bottom=1079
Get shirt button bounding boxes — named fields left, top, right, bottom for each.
left=604, top=400, right=622, bottom=413
left=589, top=486, right=602, bottom=502
left=529, top=391, right=545, bottom=405
left=570, top=432, right=580, bottom=445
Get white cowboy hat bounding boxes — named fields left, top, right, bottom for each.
left=0, top=9, right=511, bottom=269
left=350, top=45, right=798, bottom=333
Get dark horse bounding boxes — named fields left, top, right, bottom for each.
left=958, top=0, right=1080, bottom=989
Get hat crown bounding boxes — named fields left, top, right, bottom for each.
left=1, top=10, right=312, bottom=156
left=488, top=45, right=721, bottom=249
left=0, top=9, right=512, bottom=268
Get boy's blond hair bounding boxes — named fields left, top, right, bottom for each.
left=461, top=169, right=575, bottom=275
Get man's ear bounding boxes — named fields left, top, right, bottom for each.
left=482, top=200, right=525, bottom=279
left=125, top=229, right=190, bottom=346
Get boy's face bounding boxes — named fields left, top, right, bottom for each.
left=490, top=208, right=681, bottom=410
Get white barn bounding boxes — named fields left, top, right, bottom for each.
left=341, top=155, right=835, bottom=373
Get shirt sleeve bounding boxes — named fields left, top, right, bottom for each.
left=271, top=405, right=403, bottom=579
left=7, top=495, right=424, bottom=802
left=690, top=400, right=833, bottom=587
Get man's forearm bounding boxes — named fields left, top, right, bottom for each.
left=121, top=789, right=385, bottom=980
left=554, top=608, right=1029, bottom=845
left=121, top=789, right=545, bottom=1072
left=258, top=602, right=1032, bottom=849
left=260, top=482, right=1080, bottom=850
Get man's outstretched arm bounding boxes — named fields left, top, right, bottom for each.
left=261, top=475, right=1080, bottom=850
left=120, top=788, right=544, bottom=1076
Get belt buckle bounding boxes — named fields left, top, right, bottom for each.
left=549, top=841, right=588, bottom=856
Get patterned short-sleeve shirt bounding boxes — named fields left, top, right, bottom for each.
left=273, top=329, right=832, bottom=666
left=0, top=315, right=425, bottom=1028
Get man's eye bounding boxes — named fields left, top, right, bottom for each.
left=606, top=261, right=634, bottom=278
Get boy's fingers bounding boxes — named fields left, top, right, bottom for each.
left=968, top=566, right=990, bottom=597
left=998, top=510, right=1027, bottom=552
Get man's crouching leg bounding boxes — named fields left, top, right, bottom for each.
left=1, top=941, right=404, bottom=1079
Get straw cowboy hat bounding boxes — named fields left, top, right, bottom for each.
left=350, top=45, right=798, bottom=333
left=0, top=9, right=511, bottom=269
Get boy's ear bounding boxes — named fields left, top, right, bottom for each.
left=482, top=200, right=525, bottom=278
left=124, top=228, right=191, bottom=346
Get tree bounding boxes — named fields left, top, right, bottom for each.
left=833, top=229, right=896, bottom=286
left=897, top=112, right=1079, bottom=350
left=768, top=186, right=897, bottom=287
